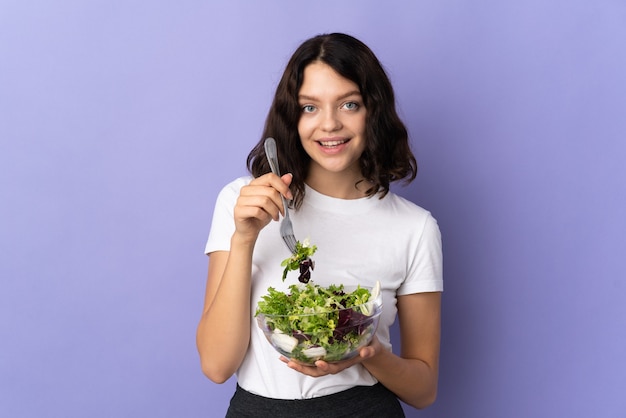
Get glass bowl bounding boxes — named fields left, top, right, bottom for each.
left=256, top=284, right=382, bottom=365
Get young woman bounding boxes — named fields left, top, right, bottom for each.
left=197, top=33, right=443, bottom=417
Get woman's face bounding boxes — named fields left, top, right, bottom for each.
left=297, top=61, right=367, bottom=182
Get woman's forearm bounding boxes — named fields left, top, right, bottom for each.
left=363, top=292, right=441, bottom=409
left=196, top=235, right=256, bottom=383
left=363, top=349, right=438, bottom=409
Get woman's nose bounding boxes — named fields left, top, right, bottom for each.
left=320, top=109, right=342, bottom=132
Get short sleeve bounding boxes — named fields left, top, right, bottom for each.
left=205, top=177, right=252, bottom=254
left=397, top=213, right=443, bottom=295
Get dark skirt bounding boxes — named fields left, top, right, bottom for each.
left=225, top=382, right=405, bottom=418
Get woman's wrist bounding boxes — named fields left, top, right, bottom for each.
left=230, top=230, right=259, bottom=250
left=360, top=336, right=389, bottom=369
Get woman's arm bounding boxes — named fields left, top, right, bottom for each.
left=362, top=292, right=441, bottom=408
left=196, top=173, right=293, bottom=383
left=283, top=291, right=441, bottom=409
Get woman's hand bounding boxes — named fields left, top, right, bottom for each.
left=233, top=173, right=293, bottom=242
left=279, top=336, right=383, bottom=377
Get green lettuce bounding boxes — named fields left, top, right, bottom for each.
left=255, top=283, right=377, bottom=363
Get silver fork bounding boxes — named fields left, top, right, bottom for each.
left=264, top=137, right=298, bottom=254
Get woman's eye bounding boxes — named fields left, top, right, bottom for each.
left=343, top=102, right=359, bottom=110
left=302, top=105, right=316, bottom=113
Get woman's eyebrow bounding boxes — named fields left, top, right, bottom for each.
left=298, top=90, right=362, bottom=102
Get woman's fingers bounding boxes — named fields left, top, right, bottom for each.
left=279, top=173, right=294, bottom=200
left=251, top=172, right=293, bottom=198
left=244, top=173, right=293, bottom=215
left=235, top=193, right=281, bottom=221
left=232, top=173, right=294, bottom=236
left=278, top=337, right=380, bottom=378
left=278, top=354, right=361, bottom=378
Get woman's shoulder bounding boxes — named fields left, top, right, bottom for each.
left=219, top=175, right=253, bottom=193
left=384, top=191, right=435, bottom=220
left=213, top=176, right=253, bottom=204
left=226, top=175, right=253, bottom=188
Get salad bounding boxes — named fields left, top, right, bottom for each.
left=280, top=238, right=317, bottom=283
left=255, top=281, right=382, bottom=364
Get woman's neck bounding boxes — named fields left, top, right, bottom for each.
left=305, top=167, right=370, bottom=200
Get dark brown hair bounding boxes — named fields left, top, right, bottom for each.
left=247, top=33, right=417, bottom=209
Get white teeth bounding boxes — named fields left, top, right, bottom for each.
left=320, top=140, right=347, bottom=147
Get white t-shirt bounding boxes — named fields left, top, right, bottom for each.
left=205, top=176, right=443, bottom=399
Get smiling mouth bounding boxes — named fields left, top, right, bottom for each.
left=318, top=139, right=349, bottom=148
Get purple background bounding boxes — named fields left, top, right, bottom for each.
left=1, top=1, right=625, bottom=417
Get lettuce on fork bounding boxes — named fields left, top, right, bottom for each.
left=280, top=239, right=317, bottom=282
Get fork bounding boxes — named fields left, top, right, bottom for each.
left=264, top=137, right=298, bottom=254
